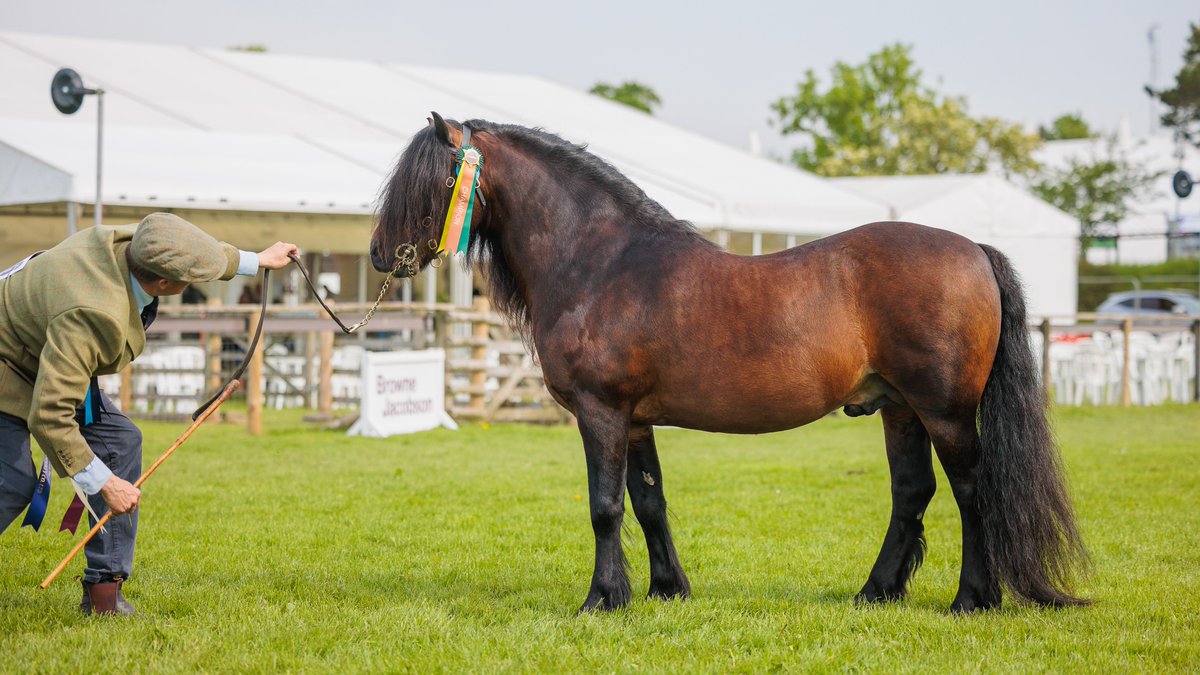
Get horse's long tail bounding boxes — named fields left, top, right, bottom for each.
left=977, top=244, right=1090, bottom=606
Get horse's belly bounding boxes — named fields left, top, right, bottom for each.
left=635, top=367, right=853, bottom=434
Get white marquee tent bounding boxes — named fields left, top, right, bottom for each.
left=0, top=30, right=887, bottom=237
left=834, top=174, right=1080, bottom=317
left=0, top=31, right=1079, bottom=318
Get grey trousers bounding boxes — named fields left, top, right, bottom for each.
left=0, top=392, right=141, bottom=583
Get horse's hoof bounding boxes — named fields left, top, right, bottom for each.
left=948, top=590, right=1001, bottom=614
left=647, top=574, right=691, bottom=601
left=855, top=579, right=905, bottom=604
left=577, top=587, right=630, bottom=614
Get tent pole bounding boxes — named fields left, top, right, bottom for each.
left=95, top=90, right=104, bottom=226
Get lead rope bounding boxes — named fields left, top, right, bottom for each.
left=190, top=244, right=417, bottom=420
left=191, top=268, right=270, bottom=420
left=289, top=244, right=417, bottom=334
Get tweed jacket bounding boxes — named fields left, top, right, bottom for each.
left=0, top=225, right=238, bottom=477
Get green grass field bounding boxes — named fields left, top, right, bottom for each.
left=2, top=405, right=1198, bottom=673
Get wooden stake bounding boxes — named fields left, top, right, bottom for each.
left=246, top=309, right=264, bottom=436
left=1121, top=318, right=1132, bottom=408
left=39, top=380, right=242, bottom=590
left=318, top=331, right=334, bottom=416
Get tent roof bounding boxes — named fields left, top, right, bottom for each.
left=0, top=30, right=887, bottom=233
left=833, top=174, right=1079, bottom=240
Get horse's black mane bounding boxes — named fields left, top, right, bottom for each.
left=482, top=121, right=708, bottom=238
left=375, top=118, right=712, bottom=334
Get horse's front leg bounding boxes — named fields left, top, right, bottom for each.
left=576, top=394, right=632, bottom=612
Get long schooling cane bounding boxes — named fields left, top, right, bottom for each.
left=39, top=379, right=242, bottom=590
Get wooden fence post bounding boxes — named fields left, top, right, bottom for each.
left=318, top=330, right=334, bottom=416
left=1121, top=318, right=1132, bottom=408
left=205, top=298, right=223, bottom=393
left=119, top=365, right=132, bottom=412
left=247, top=309, right=264, bottom=435
left=304, top=331, right=317, bottom=409
left=1040, top=318, right=1052, bottom=399
left=1193, top=319, right=1200, bottom=403
left=206, top=333, right=222, bottom=394
left=470, top=297, right=490, bottom=417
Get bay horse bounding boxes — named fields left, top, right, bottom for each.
left=370, top=113, right=1089, bottom=613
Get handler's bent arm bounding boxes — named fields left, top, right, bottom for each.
left=27, top=308, right=125, bottom=477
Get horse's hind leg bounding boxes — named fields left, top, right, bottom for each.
left=626, top=426, right=691, bottom=600
left=576, top=395, right=633, bottom=612
left=920, top=408, right=1001, bottom=613
left=857, top=406, right=936, bottom=603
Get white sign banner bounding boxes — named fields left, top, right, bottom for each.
left=347, top=349, right=457, bottom=437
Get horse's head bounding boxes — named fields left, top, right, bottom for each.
left=371, top=112, right=485, bottom=275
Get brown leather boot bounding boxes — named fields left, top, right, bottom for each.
left=80, top=578, right=136, bottom=616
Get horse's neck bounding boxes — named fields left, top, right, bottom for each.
left=489, top=155, right=641, bottom=285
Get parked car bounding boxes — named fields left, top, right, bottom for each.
left=1095, top=290, right=1200, bottom=327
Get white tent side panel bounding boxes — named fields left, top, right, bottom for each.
left=0, top=142, right=72, bottom=206
left=898, top=182, right=1079, bottom=318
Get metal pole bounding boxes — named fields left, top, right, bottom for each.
left=423, top=266, right=437, bottom=306
left=66, top=201, right=78, bottom=237
left=95, top=89, right=105, bottom=226
left=1041, top=318, right=1052, bottom=399
left=1148, top=25, right=1159, bottom=135
left=357, top=256, right=368, bottom=343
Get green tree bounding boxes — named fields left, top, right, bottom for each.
left=228, top=44, right=268, bottom=53
left=589, top=81, right=661, bottom=115
left=770, top=43, right=1040, bottom=177
left=1147, top=21, right=1200, bottom=147
left=1039, top=113, right=1094, bottom=140
left=1031, top=136, right=1160, bottom=256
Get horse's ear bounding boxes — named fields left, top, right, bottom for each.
left=430, top=111, right=452, bottom=146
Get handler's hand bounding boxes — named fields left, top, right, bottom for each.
left=99, top=476, right=140, bottom=516
left=257, top=242, right=300, bottom=270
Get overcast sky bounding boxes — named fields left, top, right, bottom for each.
left=4, top=0, right=1197, bottom=156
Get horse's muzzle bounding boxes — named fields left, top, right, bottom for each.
left=369, top=240, right=389, bottom=273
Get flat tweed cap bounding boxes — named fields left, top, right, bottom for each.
left=130, top=213, right=239, bottom=283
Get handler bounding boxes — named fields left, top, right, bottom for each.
left=0, top=213, right=297, bottom=615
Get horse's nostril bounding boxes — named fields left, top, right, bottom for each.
left=369, top=242, right=389, bottom=272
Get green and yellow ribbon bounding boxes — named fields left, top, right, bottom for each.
left=438, top=145, right=483, bottom=257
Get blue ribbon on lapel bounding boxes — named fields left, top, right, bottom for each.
left=21, top=456, right=51, bottom=531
